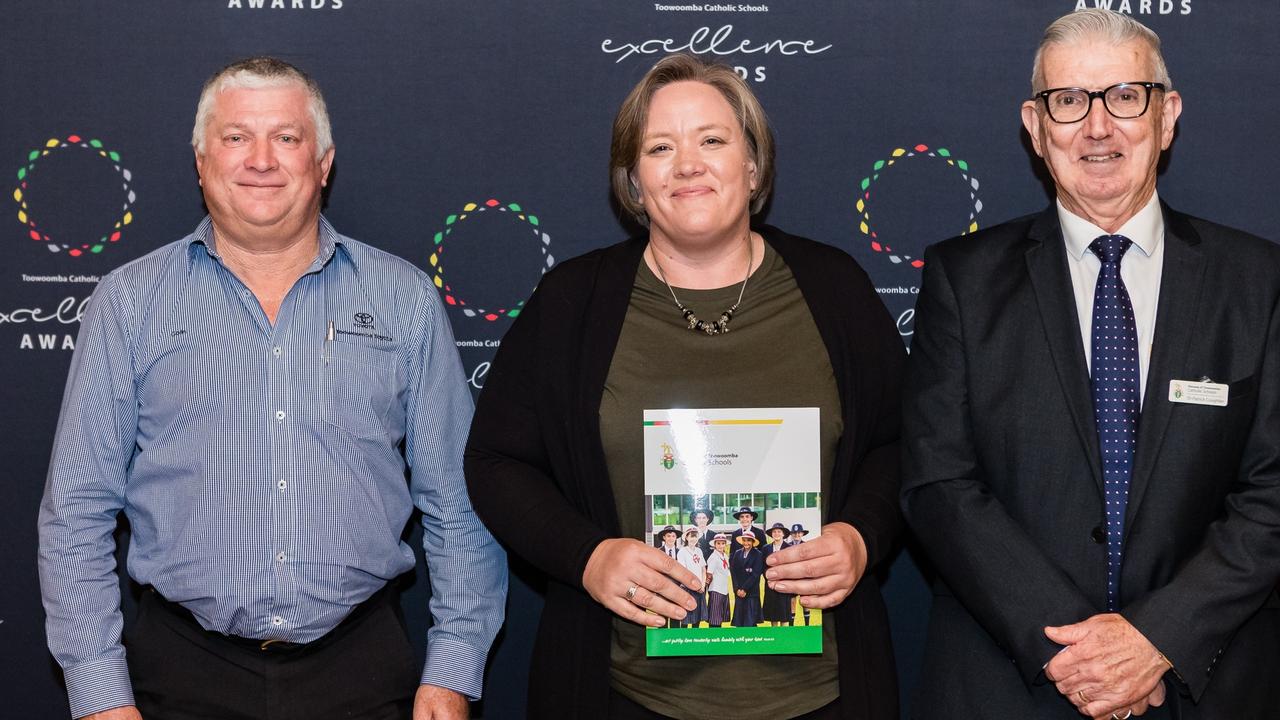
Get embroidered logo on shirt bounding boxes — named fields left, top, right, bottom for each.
left=335, top=328, right=394, bottom=342
left=353, top=312, right=374, bottom=328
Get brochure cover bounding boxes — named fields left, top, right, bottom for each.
left=643, top=407, right=822, bottom=657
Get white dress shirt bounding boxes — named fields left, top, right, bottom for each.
left=1059, top=192, right=1165, bottom=406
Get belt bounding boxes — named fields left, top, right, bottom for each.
left=145, top=583, right=396, bottom=653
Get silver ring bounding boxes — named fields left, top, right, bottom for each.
left=1111, top=711, right=1132, bottom=720
left=626, top=585, right=638, bottom=602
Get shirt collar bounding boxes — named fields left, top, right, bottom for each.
left=185, top=214, right=350, bottom=272
left=1057, top=191, right=1163, bottom=260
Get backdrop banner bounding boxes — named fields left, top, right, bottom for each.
left=3, top=1, right=1276, bottom=716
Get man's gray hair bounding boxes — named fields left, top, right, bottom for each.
left=192, top=57, right=332, bottom=160
left=1031, top=9, right=1172, bottom=96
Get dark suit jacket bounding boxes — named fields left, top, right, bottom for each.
left=902, top=205, right=1280, bottom=718
left=466, top=225, right=906, bottom=719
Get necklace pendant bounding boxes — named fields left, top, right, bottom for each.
left=651, top=238, right=752, bottom=338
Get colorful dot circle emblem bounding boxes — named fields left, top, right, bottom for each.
left=429, top=199, right=554, bottom=321
left=12, top=135, right=136, bottom=257
left=856, top=144, right=982, bottom=268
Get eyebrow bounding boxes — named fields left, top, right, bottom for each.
left=218, top=121, right=305, bottom=135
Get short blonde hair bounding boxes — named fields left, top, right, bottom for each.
left=609, top=53, right=775, bottom=226
left=1031, top=9, right=1172, bottom=95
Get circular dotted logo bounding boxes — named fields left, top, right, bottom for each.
left=430, top=198, right=553, bottom=321
left=856, top=144, right=982, bottom=268
left=12, top=134, right=136, bottom=257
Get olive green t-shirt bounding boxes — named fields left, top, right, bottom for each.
left=600, top=240, right=842, bottom=719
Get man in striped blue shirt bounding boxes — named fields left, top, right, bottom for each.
left=38, top=57, right=506, bottom=720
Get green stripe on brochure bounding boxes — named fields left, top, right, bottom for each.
left=647, top=626, right=822, bottom=656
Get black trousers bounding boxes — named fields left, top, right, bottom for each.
left=125, top=587, right=418, bottom=720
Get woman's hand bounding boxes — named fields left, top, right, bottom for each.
left=736, top=589, right=746, bottom=598
left=582, top=538, right=701, bottom=627
left=764, top=522, right=867, bottom=609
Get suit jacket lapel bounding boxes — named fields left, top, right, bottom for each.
left=1024, top=209, right=1104, bottom=491
left=1125, top=205, right=1206, bottom=531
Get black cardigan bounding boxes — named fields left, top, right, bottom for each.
left=466, top=225, right=906, bottom=719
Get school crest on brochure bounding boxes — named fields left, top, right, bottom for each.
left=660, top=442, right=676, bottom=470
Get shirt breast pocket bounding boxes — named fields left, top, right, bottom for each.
left=323, top=340, right=399, bottom=440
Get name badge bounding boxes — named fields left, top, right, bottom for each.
left=1168, top=380, right=1228, bottom=407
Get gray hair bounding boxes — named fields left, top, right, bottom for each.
left=192, top=57, right=332, bottom=160
left=1031, top=9, right=1172, bottom=95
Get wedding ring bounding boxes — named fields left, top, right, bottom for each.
left=1111, top=712, right=1132, bottom=720
left=626, top=585, right=638, bottom=602
left=1077, top=690, right=1090, bottom=704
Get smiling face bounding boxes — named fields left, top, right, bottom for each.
left=632, top=81, right=756, bottom=250
left=195, top=83, right=334, bottom=246
left=1021, top=38, right=1180, bottom=231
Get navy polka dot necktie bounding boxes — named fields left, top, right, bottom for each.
left=1089, top=234, right=1140, bottom=612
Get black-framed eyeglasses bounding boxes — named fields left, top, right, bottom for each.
left=1034, top=82, right=1165, bottom=123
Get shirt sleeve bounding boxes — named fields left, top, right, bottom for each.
left=38, top=275, right=139, bottom=718
left=403, top=281, right=507, bottom=700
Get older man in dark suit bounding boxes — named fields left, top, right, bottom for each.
left=903, top=9, right=1280, bottom=720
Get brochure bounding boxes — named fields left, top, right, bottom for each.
left=643, top=407, right=822, bottom=657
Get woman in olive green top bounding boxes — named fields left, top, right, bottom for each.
left=465, top=53, right=905, bottom=719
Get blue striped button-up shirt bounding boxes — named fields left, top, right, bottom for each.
left=38, top=217, right=506, bottom=718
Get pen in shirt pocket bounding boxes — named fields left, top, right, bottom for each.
left=323, top=319, right=334, bottom=364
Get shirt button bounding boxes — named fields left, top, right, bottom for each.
left=275, top=410, right=286, bottom=421
left=276, top=552, right=287, bottom=562
left=277, top=479, right=287, bottom=491
left=272, top=616, right=284, bottom=626
left=272, top=346, right=282, bottom=357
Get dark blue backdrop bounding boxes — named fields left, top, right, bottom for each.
left=4, top=1, right=1277, bottom=717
